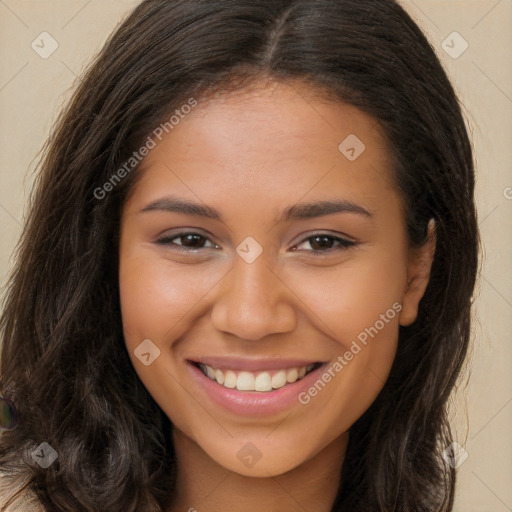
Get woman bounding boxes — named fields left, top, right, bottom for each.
left=0, top=0, right=479, bottom=510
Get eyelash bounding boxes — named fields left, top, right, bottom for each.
left=155, top=231, right=357, bottom=255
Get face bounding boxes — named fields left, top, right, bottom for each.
left=119, top=79, right=434, bottom=477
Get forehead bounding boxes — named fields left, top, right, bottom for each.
left=178, top=79, right=386, bottom=159
left=124, top=79, right=399, bottom=217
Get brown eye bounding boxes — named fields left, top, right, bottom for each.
left=156, top=232, right=219, bottom=250
left=292, top=234, right=357, bottom=254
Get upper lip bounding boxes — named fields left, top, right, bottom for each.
left=188, top=357, right=324, bottom=372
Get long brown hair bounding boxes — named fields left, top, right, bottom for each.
left=0, top=1, right=479, bottom=510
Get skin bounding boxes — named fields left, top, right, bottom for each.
left=119, top=78, right=435, bottom=511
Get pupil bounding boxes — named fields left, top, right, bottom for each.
left=311, top=236, right=332, bottom=251
left=183, top=234, right=203, bottom=247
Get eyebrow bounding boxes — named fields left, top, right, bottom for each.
left=139, top=196, right=373, bottom=222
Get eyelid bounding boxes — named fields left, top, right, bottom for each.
left=291, top=229, right=357, bottom=245
left=155, top=229, right=358, bottom=254
left=154, top=229, right=220, bottom=250
left=291, top=232, right=357, bottom=253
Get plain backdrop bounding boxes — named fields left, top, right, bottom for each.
left=0, top=1, right=511, bottom=510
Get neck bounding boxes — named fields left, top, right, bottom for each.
left=169, top=429, right=349, bottom=512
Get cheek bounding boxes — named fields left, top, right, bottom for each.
left=285, top=250, right=405, bottom=418
left=285, top=248, right=407, bottom=344
left=119, top=252, right=223, bottom=345
left=118, top=253, right=207, bottom=436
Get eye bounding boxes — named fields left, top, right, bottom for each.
left=291, top=233, right=357, bottom=254
left=155, top=231, right=220, bottom=251
left=155, top=231, right=357, bottom=254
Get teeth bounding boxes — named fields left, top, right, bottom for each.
left=286, top=368, right=298, bottom=383
left=198, top=363, right=318, bottom=392
left=205, top=365, right=215, bottom=379
left=214, top=369, right=224, bottom=385
left=224, top=370, right=237, bottom=389
left=271, top=371, right=286, bottom=389
left=255, top=372, right=272, bottom=392
left=236, top=371, right=255, bottom=391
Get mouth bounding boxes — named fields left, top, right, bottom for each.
left=190, top=361, right=324, bottom=393
left=186, top=358, right=329, bottom=417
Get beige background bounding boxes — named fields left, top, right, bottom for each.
left=0, top=1, right=511, bottom=510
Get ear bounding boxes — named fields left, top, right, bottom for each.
left=399, top=219, right=436, bottom=327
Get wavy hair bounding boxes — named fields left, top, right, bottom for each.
left=0, top=0, right=479, bottom=510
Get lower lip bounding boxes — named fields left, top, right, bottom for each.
left=187, top=361, right=327, bottom=417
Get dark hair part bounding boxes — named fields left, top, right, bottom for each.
left=0, top=0, right=478, bottom=510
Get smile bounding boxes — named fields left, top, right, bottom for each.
left=196, top=362, right=322, bottom=392
left=187, top=358, right=328, bottom=416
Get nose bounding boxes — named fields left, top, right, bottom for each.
left=210, top=251, right=297, bottom=341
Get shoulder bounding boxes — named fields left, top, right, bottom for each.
left=0, top=470, right=45, bottom=512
